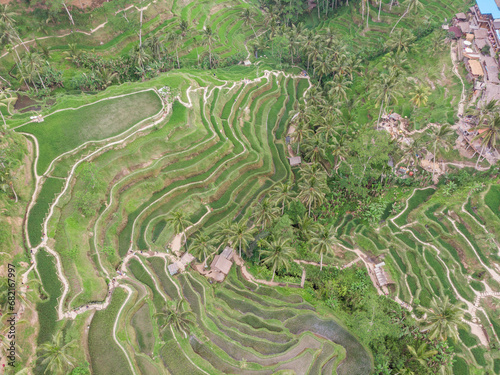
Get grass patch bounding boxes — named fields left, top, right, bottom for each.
left=36, top=249, right=63, bottom=344
left=88, top=287, right=133, bottom=375
left=19, top=90, right=162, bottom=175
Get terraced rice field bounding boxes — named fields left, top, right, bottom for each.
left=336, top=184, right=500, bottom=373
left=19, top=67, right=375, bottom=374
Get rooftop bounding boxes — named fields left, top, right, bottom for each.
left=476, top=0, right=500, bottom=19
left=210, top=255, right=233, bottom=275
left=469, top=59, right=485, bottom=75
left=289, top=156, right=302, bottom=166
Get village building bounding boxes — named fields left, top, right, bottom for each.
left=206, top=247, right=234, bottom=282
left=289, top=156, right=302, bottom=167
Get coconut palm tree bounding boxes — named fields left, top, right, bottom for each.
left=155, top=299, right=195, bottom=337
left=370, top=71, right=401, bottom=129
left=311, top=224, right=336, bottom=270
left=203, top=26, right=217, bottom=69
left=391, top=0, right=424, bottom=34
left=302, top=132, right=329, bottom=166
left=330, top=137, right=348, bottom=171
left=0, top=90, right=14, bottom=129
left=327, top=73, right=352, bottom=102
left=473, top=112, right=500, bottom=168
left=190, top=230, right=215, bottom=265
left=179, top=19, right=189, bottom=37
left=96, top=67, right=119, bottom=89
left=0, top=4, right=17, bottom=27
left=252, top=198, right=279, bottom=230
left=429, top=124, right=454, bottom=180
left=298, top=174, right=327, bottom=217
left=296, top=215, right=319, bottom=241
left=417, top=296, right=464, bottom=341
left=226, top=219, right=255, bottom=257
left=270, top=182, right=296, bottom=215
left=291, top=120, right=312, bottom=155
left=166, top=210, right=192, bottom=251
left=407, top=342, right=438, bottom=367
left=399, top=136, right=424, bottom=167
left=317, top=116, right=340, bottom=142
left=386, top=29, right=415, bottom=53
left=410, top=84, right=431, bottom=108
left=166, top=31, right=182, bottom=69
left=38, top=332, right=76, bottom=374
left=260, top=238, right=296, bottom=282
left=241, top=8, right=257, bottom=38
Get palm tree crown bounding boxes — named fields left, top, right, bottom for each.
left=417, top=296, right=464, bottom=342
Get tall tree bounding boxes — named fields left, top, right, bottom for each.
left=166, top=31, right=182, bottom=69
left=311, top=224, right=336, bottom=270
left=252, top=198, right=279, bottom=230
left=370, top=71, right=401, bottom=129
left=38, top=332, right=76, bottom=374
left=155, top=299, right=195, bottom=337
left=241, top=8, right=257, bottom=37
left=417, top=296, right=464, bottom=342
left=190, top=230, right=215, bottom=265
left=410, top=84, right=431, bottom=108
left=226, top=219, right=255, bottom=257
left=166, top=210, right=192, bottom=251
left=473, top=112, right=500, bottom=168
left=298, top=174, right=327, bottom=217
left=291, top=120, right=312, bottom=155
left=270, top=182, right=296, bottom=215
left=429, top=124, right=454, bottom=180
left=203, top=26, right=217, bottom=69
left=261, top=238, right=296, bottom=282
left=391, top=0, right=424, bottom=34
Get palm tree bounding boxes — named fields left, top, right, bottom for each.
left=270, top=182, right=296, bottom=215
left=391, top=0, right=424, bottom=34
left=291, top=120, right=312, bottom=155
left=473, top=113, right=500, bottom=168
left=311, top=224, right=336, bottom=270
left=370, top=71, right=401, bottom=129
left=260, top=238, right=296, bottom=282
left=96, top=67, right=118, bottom=89
left=410, top=84, right=431, bottom=108
left=252, top=198, right=279, bottom=230
left=302, top=132, right=328, bottom=166
left=190, top=230, right=215, bottom=265
left=327, top=74, right=352, bottom=102
left=429, top=124, right=454, bottom=180
left=417, top=296, right=464, bottom=341
left=0, top=4, right=17, bottom=27
left=386, top=29, right=415, bottom=53
left=38, top=332, right=76, bottom=374
left=63, top=43, right=82, bottom=66
left=203, top=26, right=217, bottom=69
left=241, top=9, right=257, bottom=38
left=296, top=215, right=319, bottom=241
left=0, top=90, right=14, bottom=129
left=330, top=137, right=348, bottom=171
left=166, top=210, right=192, bottom=251
left=226, top=219, right=255, bottom=257
left=317, top=117, right=340, bottom=142
left=399, top=136, right=423, bottom=167
left=407, top=342, right=438, bottom=367
left=298, top=175, right=327, bottom=217
left=154, top=299, right=195, bottom=337
left=179, top=19, right=189, bottom=37
left=166, top=31, right=182, bottom=69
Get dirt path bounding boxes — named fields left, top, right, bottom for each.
left=450, top=41, right=466, bottom=116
